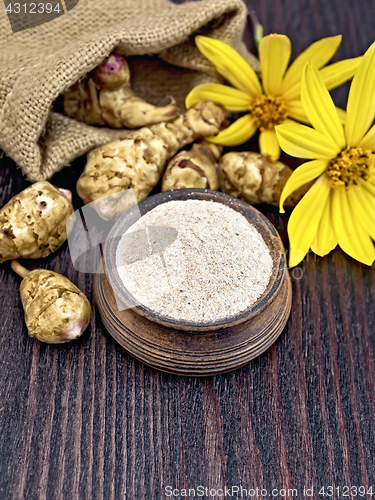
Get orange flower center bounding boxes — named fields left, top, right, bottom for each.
left=250, top=94, right=288, bottom=130
left=326, top=147, right=374, bottom=190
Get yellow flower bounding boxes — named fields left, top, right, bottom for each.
left=276, top=41, right=375, bottom=267
left=186, top=34, right=361, bottom=161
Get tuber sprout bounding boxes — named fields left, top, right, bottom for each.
left=63, top=53, right=180, bottom=129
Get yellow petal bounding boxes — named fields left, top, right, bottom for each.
left=301, top=62, right=346, bottom=149
left=347, top=185, right=375, bottom=240
left=282, top=58, right=359, bottom=103
left=281, top=35, right=342, bottom=94
left=319, top=57, right=362, bottom=90
left=287, top=174, right=331, bottom=267
left=358, top=124, right=375, bottom=150
left=332, top=189, right=375, bottom=265
left=207, top=114, right=258, bottom=146
left=259, top=128, right=280, bottom=161
left=345, top=41, right=375, bottom=148
left=185, top=83, right=252, bottom=112
left=364, top=179, right=375, bottom=195
left=283, top=118, right=297, bottom=125
left=287, top=100, right=346, bottom=126
left=195, top=36, right=262, bottom=97
left=281, top=82, right=302, bottom=102
left=258, top=34, right=291, bottom=94
left=275, top=122, right=340, bottom=159
left=335, top=107, right=347, bottom=125
left=311, top=193, right=337, bottom=257
left=286, top=100, right=309, bottom=123
left=279, top=159, right=328, bottom=213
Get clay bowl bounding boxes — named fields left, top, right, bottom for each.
left=103, top=189, right=288, bottom=333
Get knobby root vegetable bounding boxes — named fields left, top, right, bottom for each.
left=161, top=141, right=222, bottom=191
left=11, top=260, right=92, bottom=344
left=0, top=181, right=74, bottom=263
left=77, top=101, right=228, bottom=220
left=63, top=53, right=180, bottom=128
left=218, top=152, right=311, bottom=207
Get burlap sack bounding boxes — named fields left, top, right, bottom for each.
left=0, top=0, right=259, bottom=182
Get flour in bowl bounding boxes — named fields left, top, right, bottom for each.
left=116, top=200, right=273, bottom=322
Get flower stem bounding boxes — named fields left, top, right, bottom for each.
left=248, top=10, right=264, bottom=48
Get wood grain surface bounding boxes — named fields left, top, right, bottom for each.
left=0, top=0, right=375, bottom=498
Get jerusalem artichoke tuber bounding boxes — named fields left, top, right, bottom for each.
left=218, top=152, right=311, bottom=207
left=77, top=101, right=228, bottom=220
left=161, top=142, right=222, bottom=192
left=63, top=53, right=180, bottom=129
left=0, top=181, right=74, bottom=262
left=11, top=260, right=92, bottom=344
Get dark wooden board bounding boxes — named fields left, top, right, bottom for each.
left=1, top=0, right=375, bottom=498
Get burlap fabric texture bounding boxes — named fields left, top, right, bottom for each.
left=0, top=0, right=259, bottom=182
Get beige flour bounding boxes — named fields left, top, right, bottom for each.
left=116, top=200, right=273, bottom=322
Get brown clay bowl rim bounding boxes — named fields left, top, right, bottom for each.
left=104, top=189, right=286, bottom=332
